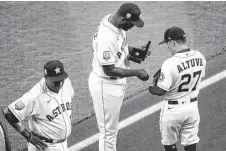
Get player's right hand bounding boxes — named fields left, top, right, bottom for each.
left=27, top=131, right=48, bottom=150
left=136, top=69, right=149, bottom=81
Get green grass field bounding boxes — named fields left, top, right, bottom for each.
left=0, top=1, right=226, bottom=150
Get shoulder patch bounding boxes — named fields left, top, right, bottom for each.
left=159, top=72, right=165, bottom=82
left=15, top=101, right=25, bottom=110
left=103, top=51, right=111, bottom=61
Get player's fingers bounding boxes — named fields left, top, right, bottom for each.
left=35, top=143, right=43, bottom=151
left=37, top=144, right=45, bottom=151
left=35, top=144, right=42, bottom=151
left=41, top=143, right=48, bottom=148
left=146, top=54, right=151, bottom=58
left=141, top=46, right=146, bottom=50
left=36, top=141, right=47, bottom=150
left=146, top=51, right=151, bottom=57
left=39, top=141, right=48, bottom=148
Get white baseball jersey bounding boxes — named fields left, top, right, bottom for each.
left=0, top=124, right=6, bottom=151
left=91, top=14, right=130, bottom=84
left=157, top=49, right=206, bottom=100
left=89, top=14, right=129, bottom=151
left=8, top=77, right=75, bottom=141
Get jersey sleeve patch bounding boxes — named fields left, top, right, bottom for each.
left=103, top=51, right=111, bottom=61
left=159, top=72, right=165, bottom=82
left=15, top=101, right=25, bottom=110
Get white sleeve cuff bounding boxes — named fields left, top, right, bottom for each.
left=157, top=83, right=168, bottom=91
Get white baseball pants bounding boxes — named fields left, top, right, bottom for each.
left=160, top=101, right=200, bottom=146
left=28, top=140, right=68, bottom=151
left=89, top=72, right=126, bottom=151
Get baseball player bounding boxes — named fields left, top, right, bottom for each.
left=0, top=107, right=11, bottom=151
left=149, top=26, right=206, bottom=151
left=3, top=60, right=75, bottom=151
left=88, top=3, right=150, bottom=151
left=0, top=123, right=6, bottom=151
left=0, top=121, right=11, bottom=151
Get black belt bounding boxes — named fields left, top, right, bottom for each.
left=102, top=76, right=121, bottom=80
left=33, top=133, right=66, bottom=143
left=168, top=97, right=197, bottom=105
left=110, top=77, right=120, bottom=80
left=43, top=138, right=66, bottom=144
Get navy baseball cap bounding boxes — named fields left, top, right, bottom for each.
left=118, top=3, right=144, bottom=28
left=44, top=60, right=68, bottom=82
left=159, top=26, right=186, bottom=44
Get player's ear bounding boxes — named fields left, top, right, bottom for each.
left=173, top=41, right=176, bottom=47
left=121, top=16, right=127, bottom=24
left=44, top=76, right=49, bottom=84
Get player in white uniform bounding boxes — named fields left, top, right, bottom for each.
left=0, top=124, right=6, bottom=151
left=0, top=120, right=11, bottom=151
left=0, top=124, right=5, bottom=151
left=3, top=60, right=75, bottom=151
left=89, top=3, right=149, bottom=151
left=149, top=26, right=206, bottom=151
left=0, top=108, right=11, bottom=151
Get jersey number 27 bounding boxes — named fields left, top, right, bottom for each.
left=178, top=70, right=202, bottom=92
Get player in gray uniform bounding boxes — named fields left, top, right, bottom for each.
left=3, top=60, right=75, bottom=151
left=149, top=27, right=206, bottom=151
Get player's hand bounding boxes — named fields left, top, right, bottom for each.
left=136, top=69, right=149, bottom=81
left=25, top=131, right=48, bottom=150
left=141, top=43, right=151, bottom=58
left=146, top=50, right=151, bottom=58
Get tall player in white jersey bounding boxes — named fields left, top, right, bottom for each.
left=89, top=3, right=149, bottom=151
left=149, top=26, right=206, bottom=151
left=0, top=113, right=11, bottom=151
left=3, top=60, right=75, bottom=151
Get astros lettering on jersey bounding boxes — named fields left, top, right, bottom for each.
left=8, top=77, right=75, bottom=141
left=92, top=14, right=130, bottom=82
left=89, top=13, right=129, bottom=151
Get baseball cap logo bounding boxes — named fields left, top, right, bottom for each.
left=54, top=67, right=61, bottom=74
left=126, top=13, right=131, bottom=19
left=44, top=60, right=68, bottom=82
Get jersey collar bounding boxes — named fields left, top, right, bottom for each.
left=102, top=14, right=122, bottom=34
left=176, top=48, right=191, bottom=53
left=42, top=79, right=62, bottom=95
left=174, top=48, right=196, bottom=58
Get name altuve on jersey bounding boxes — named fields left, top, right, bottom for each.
left=46, top=102, right=72, bottom=121
left=177, top=58, right=204, bottom=73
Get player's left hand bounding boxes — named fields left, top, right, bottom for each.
left=26, top=131, right=48, bottom=150
left=141, top=44, right=151, bottom=58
